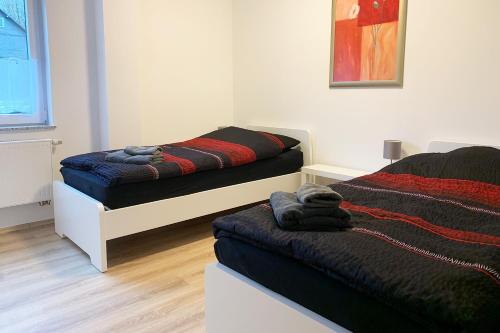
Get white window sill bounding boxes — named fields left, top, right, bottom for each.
left=0, top=124, right=56, bottom=132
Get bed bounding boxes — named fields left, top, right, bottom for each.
left=205, top=141, right=500, bottom=333
left=53, top=126, right=312, bottom=272
left=60, top=149, right=303, bottom=210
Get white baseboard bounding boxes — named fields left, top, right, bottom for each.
left=0, top=203, right=54, bottom=229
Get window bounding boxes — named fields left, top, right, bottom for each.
left=0, top=0, right=49, bottom=127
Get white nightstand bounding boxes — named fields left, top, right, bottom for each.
left=301, top=164, right=372, bottom=184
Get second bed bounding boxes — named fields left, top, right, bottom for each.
left=208, top=145, right=500, bottom=333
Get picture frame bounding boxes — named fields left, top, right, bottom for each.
left=330, top=0, right=408, bottom=87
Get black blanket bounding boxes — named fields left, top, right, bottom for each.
left=61, top=127, right=299, bottom=186
left=213, top=147, right=500, bottom=332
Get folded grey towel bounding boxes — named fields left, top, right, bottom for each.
left=124, top=146, right=163, bottom=156
left=297, top=183, right=344, bottom=208
left=105, top=150, right=163, bottom=165
left=125, top=154, right=163, bottom=165
left=270, top=192, right=351, bottom=231
left=105, top=150, right=132, bottom=163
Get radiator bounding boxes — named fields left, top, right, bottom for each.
left=0, top=139, right=55, bottom=209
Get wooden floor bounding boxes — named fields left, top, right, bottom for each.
left=0, top=216, right=219, bottom=333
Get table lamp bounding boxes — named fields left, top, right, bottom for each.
left=384, top=140, right=402, bottom=164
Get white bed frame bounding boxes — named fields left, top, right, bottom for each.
left=205, top=264, right=350, bottom=333
left=205, top=141, right=499, bottom=333
left=53, top=126, right=312, bottom=272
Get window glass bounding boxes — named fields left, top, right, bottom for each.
left=0, top=0, right=48, bottom=125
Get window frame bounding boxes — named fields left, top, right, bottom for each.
left=0, top=0, right=50, bottom=127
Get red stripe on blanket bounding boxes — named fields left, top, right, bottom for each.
left=145, top=164, right=160, bottom=180
left=161, top=153, right=196, bottom=175
left=359, top=172, right=500, bottom=208
left=352, top=228, right=500, bottom=285
left=178, top=138, right=256, bottom=167
left=342, top=201, right=500, bottom=247
left=259, top=132, right=285, bottom=150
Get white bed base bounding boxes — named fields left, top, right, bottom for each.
left=205, top=263, right=350, bottom=333
left=205, top=141, right=499, bottom=333
left=53, top=126, right=312, bottom=272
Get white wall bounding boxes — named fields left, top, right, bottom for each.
left=98, top=0, right=234, bottom=148
left=97, top=0, right=143, bottom=149
left=140, top=0, right=234, bottom=144
left=5, top=0, right=498, bottom=228
left=232, top=0, right=500, bottom=171
left=1, top=0, right=235, bottom=227
left=0, top=0, right=101, bottom=228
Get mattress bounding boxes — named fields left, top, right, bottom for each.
left=61, top=149, right=303, bottom=209
left=215, top=237, right=431, bottom=333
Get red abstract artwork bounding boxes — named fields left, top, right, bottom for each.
left=333, top=19, right=362, bottom=82
left=330, top=0, right=407, bottom=86
left=357, top=0, right=399, bottom=26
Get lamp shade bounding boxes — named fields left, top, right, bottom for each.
left=383, top=140, right=402, bottom=160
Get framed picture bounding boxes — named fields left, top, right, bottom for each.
left=330, top=0, right=408, bottom=87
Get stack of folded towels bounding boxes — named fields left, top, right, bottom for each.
left=105, top=146, right=163, bottom=165
left=270, top=183, right=352, bottom=231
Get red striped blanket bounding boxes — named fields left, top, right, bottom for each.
left=61, top=127, right=300, bottom=186
left=213, top=146, right=500, bottom=332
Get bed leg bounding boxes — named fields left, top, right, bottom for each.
left=90, top=239, right=108, bottom=273
left=54, top=224, right=66, bottom=238
left=53, top=193, right=66, bottom=239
